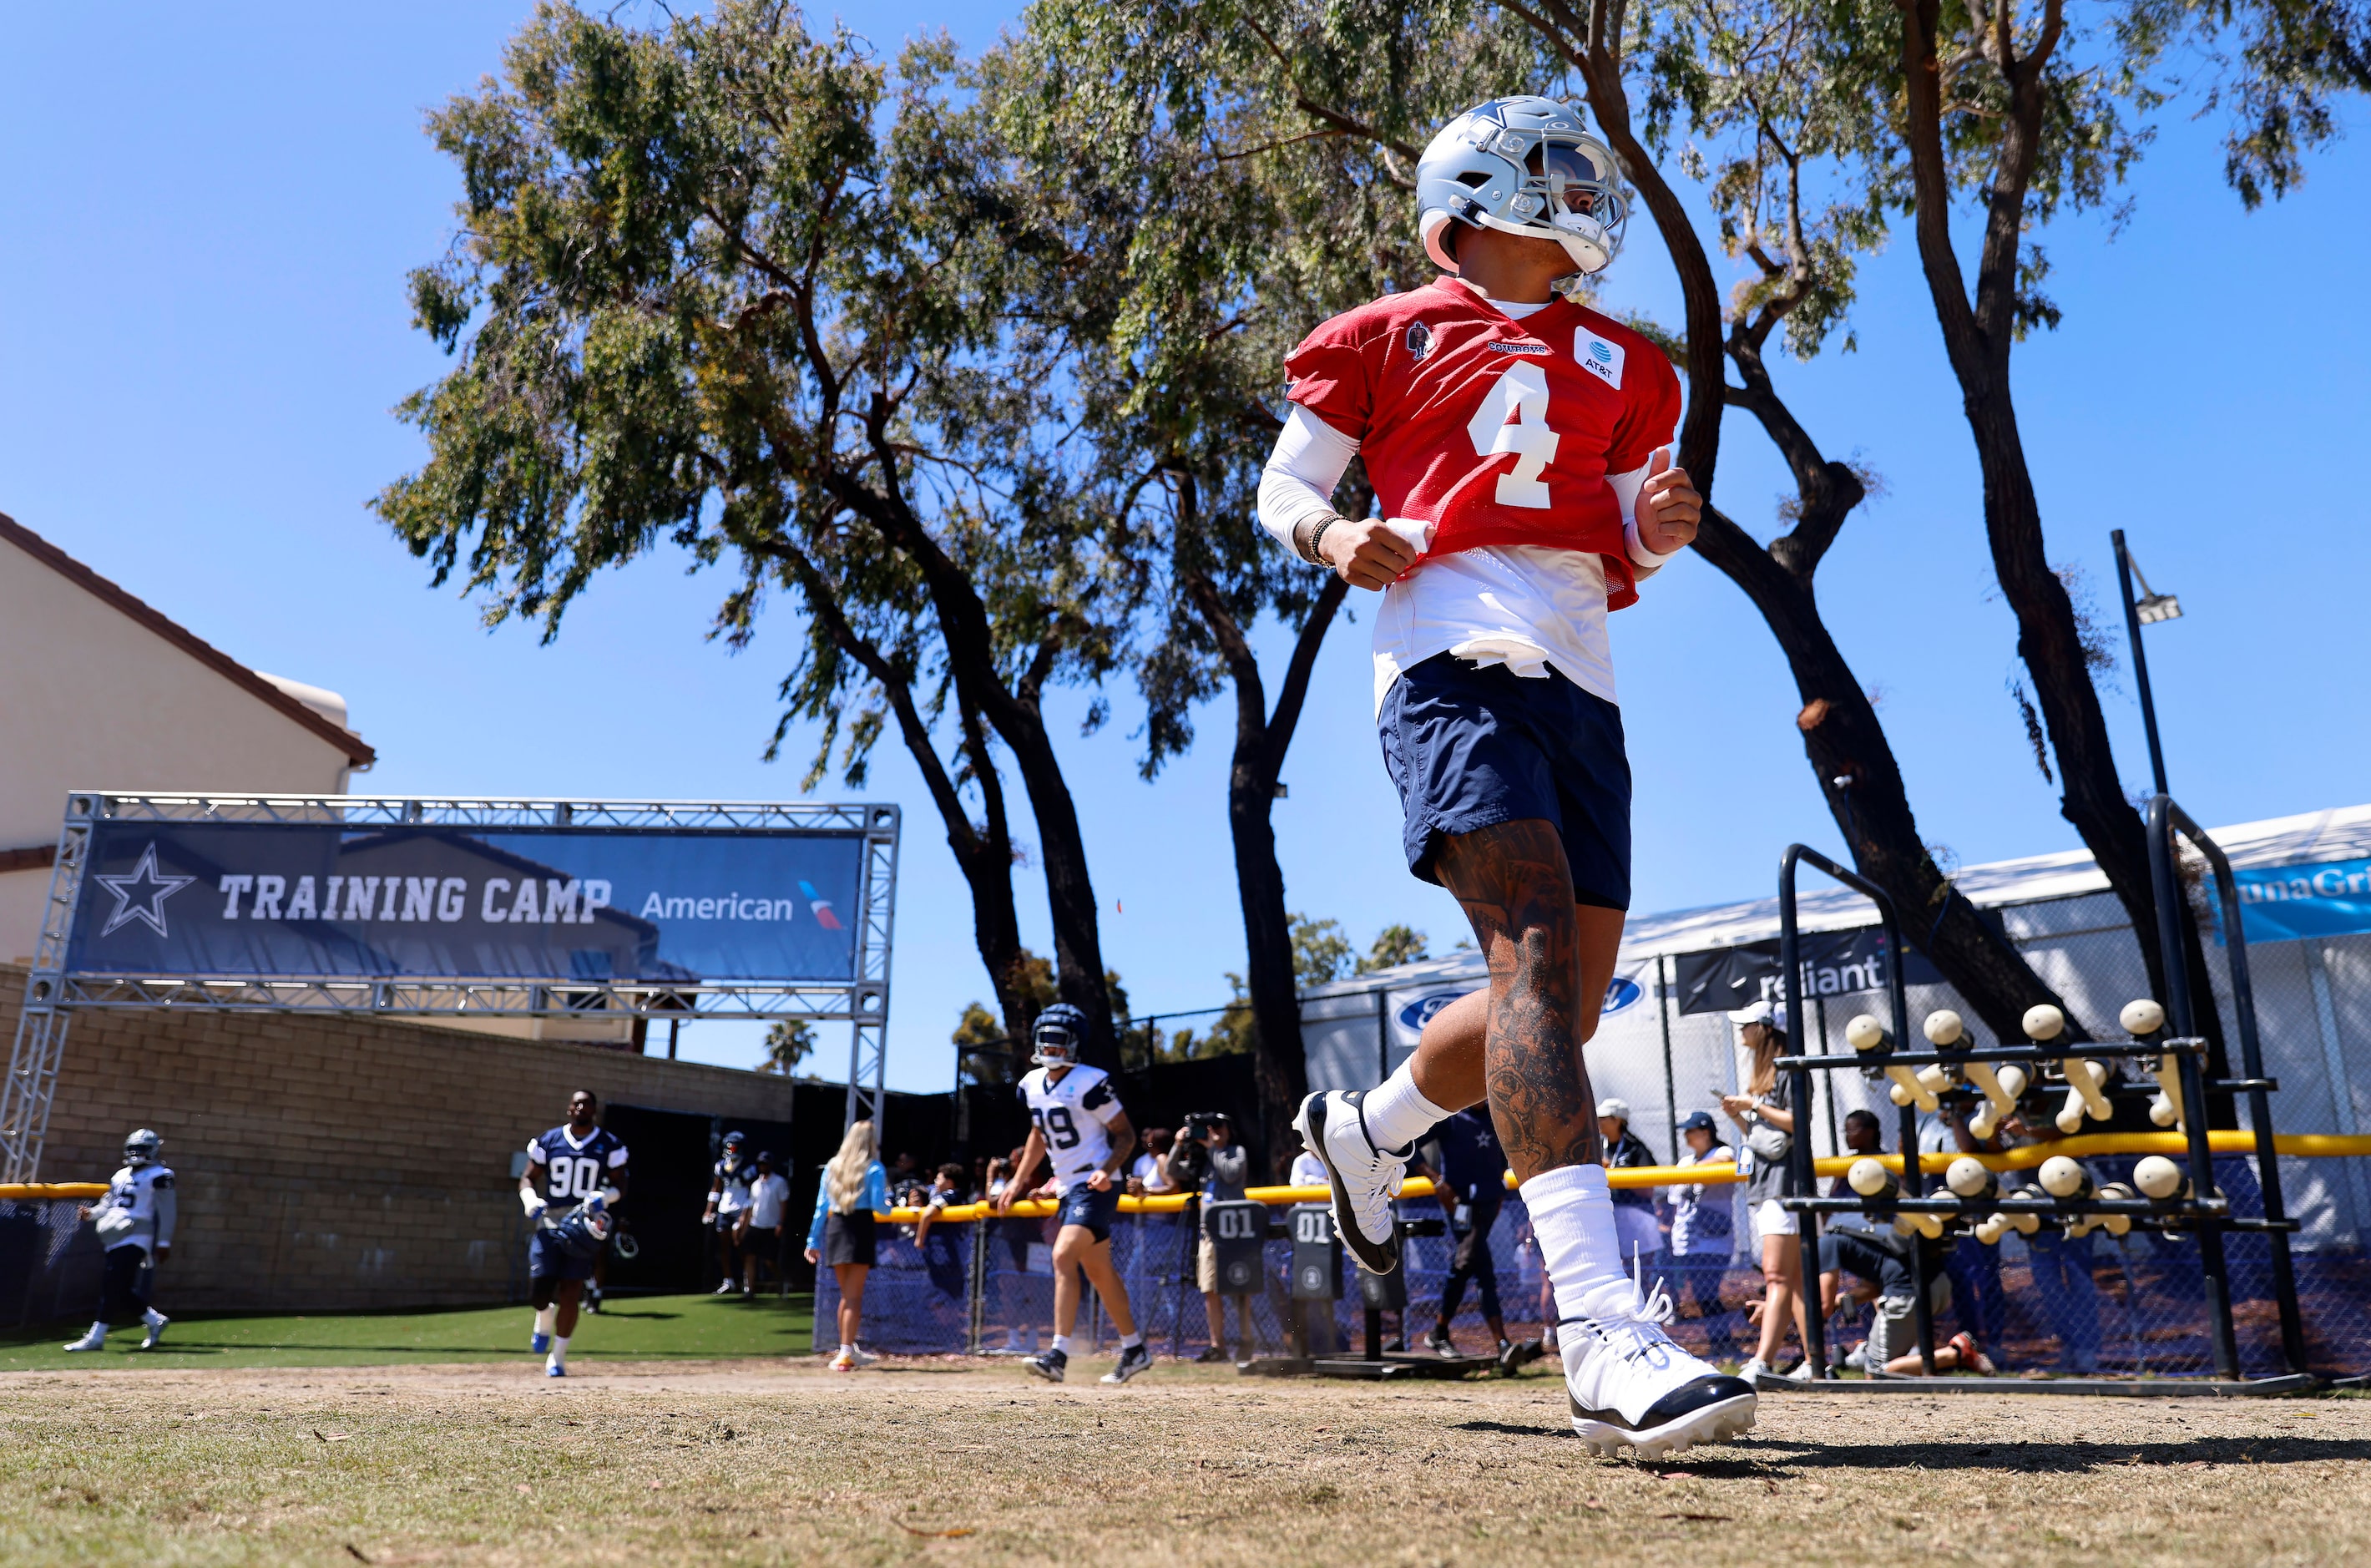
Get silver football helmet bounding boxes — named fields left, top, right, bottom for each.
left=124, top=1128, right=162, bottom=1168
left=1415, top=96, right=1628, bottom=279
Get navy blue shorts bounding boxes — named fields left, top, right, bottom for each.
left=1054, top=1183, right=1120, bottom=1244
left=1378, top=654, right=1632, bottom=908
left=528, top=1227, right=599, bottom=1283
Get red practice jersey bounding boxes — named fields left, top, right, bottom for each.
left=1282, top=276, right=1681, bottom=610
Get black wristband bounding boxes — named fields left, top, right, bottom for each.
left=1307, top=516, right=1338, bottom=566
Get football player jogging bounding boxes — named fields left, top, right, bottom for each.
left=63, top=1128, right=176, bottom=1352
left=1277, top=97, right=1757, bottom=1455
left=521, top=1088, right=629, bottom=1378
left=993, top=1004, right=1154, bottom=1384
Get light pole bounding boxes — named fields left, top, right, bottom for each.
left=2111, top=529, right=2181, bottom=796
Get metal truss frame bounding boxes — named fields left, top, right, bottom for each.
left=2, top=792, right=899, bottom=1181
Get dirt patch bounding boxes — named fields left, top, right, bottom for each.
left=3, top=1358, right=2367, bottom=1565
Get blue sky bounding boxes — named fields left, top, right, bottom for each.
left=3, top=4, right=2363, bottom=1094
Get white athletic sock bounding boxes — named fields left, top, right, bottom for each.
left=1521, top=1164, right=1633, bottom=1325
left=1120, top=1332, right=1144, bottom=1350
left=86, top=1321, right=108, bottom=1343
left=549, top=1334, right=569, bottom=1368
left=1361, top=1063, right=1451, bottom=1151
left=533, top=1307, right=556, bottom=1336
left=1049, top=1334, right=1072, bottom=1355
left=142, top=1307, right=166, bottom=1328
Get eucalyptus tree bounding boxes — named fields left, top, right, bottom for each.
left=1828, top=0, right=2368, bottom=1008
left=375, top=2, right=1144, bottom=1057
left=1036, top=0, right=2080, bottom=1042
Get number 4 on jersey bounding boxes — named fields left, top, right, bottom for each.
left=1465, top=361, right=1558, bottom=508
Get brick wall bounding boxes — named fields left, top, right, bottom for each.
left=2, top=964, right=803, bottom=1313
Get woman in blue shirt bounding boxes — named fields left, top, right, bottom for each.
left=805, top=1118, right=892, bottom=1371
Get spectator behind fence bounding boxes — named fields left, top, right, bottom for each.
left=1422, top=1105, right=1512, bottom=1362
left=1131, top=1128, right=1177, bottom=1196
left=1825, top=1110, right=1885, bottom=1236
left=887, top=1151, right=923, bottom=1203
left=1667, top=1110, right=1736, bottom=1358
left=1598, top=1098, right=1661, bottom=1281
left=913, top=1163, right=973, bottom=1302
left=1170, top=1114, right=1253, bottom=1363
left=1721, top=999, right=1809, bottom=1381
left=805, top=1119, right=892, bottom=1372
left=739, top=1151, right=791, bottom=1298
left=982, top=1148, right=1042, bottom=1352
left=1999, top=1110, right=2103, bottom=1373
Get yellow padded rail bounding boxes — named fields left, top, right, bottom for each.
left=0, top=1183, right=109, bottom=1200
left=882, top=1132, right=2371, bottom=1222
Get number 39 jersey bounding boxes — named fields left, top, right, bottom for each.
left=528, top=1125, right=629, bottom=1215
left=1282, top=276, right=1679, bottom=611
left=1017, top=1064, right=1125, bottom=1194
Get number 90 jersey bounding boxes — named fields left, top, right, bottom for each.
left=528, top=1125, right=629, bottom=1215
left=1282, top=276, right=1680, bottom=611
left=1017, top=1064, right=1125, bottom=1194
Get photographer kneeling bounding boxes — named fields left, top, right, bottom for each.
left=1169, top=1113, right=1253, bottom=1363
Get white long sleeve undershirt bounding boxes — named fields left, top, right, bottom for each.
left=1256, top=299, right=1680, bottom=712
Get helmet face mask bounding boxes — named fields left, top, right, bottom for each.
left=1417, top=97, right=1629, bottom=283
left=1030, top=1004, right=1087, bottom=1070
left=123, top=1129, right=161, bottom=1168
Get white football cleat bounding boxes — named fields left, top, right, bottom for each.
left=1295, top=1090, right=1408, bottom=1275
left=137, top=1313, right=169, bottom=1350
left=1560, top=1282, right=1757, bottom=1459
left=63, top=1328, right=105, bottom=1353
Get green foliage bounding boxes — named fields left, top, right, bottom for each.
left=1358, top=923, right=1430, bottom=974
left=759, top=1018, right=816, bottom=1075
left=1290, top=914, right=1357, bottom=987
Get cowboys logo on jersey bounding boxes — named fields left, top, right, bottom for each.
left=1016, top=1062, right=1125, bottom=1194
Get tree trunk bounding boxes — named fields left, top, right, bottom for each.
left=1696, top=508, right=2075, bottom=1042
left=1888, top=0, right=2227, bottom=1070
left=1185, top=557, right=1349, bottom=1162
left=771, top=543, right=1036, bottom=1042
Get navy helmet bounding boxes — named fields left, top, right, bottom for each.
left=547, top=1205, right=613, bottom=1260
left=1030, top=1004, right=1089, bottom=1069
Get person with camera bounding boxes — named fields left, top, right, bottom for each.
left=1168, top=1111, right=1254, bottom=1363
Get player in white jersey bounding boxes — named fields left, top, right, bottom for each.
left=994, top=1004, right=1155, bottom=1383
left=63, top=1128, right=176, bottom=1352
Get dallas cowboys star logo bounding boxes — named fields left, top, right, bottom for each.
left=93, top=842, right=195, bottom=938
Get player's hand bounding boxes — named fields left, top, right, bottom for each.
left=1085, top=1169, right=1113, bottom=1193
left=154, top=1242, right=170, bottom=1262
left=1318, top=517, right=1420, bottom=590
left=76, top=1205, right=92, bottom=1222
left=1635, top=448, right=1701, bottom=554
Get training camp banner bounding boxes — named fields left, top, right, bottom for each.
left=63, top=818, right=866, bottom=984
left=2226, top=857, right=2371, bottom=943
left=1671, top=927, right=1944, bottom=1017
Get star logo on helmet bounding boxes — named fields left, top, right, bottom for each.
left=92, top=842, right=195, bottom=938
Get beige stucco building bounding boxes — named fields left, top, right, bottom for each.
left=0, top=513, right=373, bottom=966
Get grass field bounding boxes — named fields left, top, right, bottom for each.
left=5, top=1344, right=2369, bottom=1566
left=0, top=1292, right=812, bottom=1373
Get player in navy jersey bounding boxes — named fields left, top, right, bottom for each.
left=993, top=1005, right=1154, bottom=1383
left=520, top=1088, right=629, bottom=1377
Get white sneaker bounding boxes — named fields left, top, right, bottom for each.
left=63, top=1328, right=105, bottom=1353
left=1737, top=1356, right=1769, bottom=1379
left=830, top=1347, right=856, bottom=1372
left=1560, top=1284, right=1757, bottom=1459
left=138, top=1313, right=169, bottom=1350
left=1295, top=1090, right=1408, bottom=1274
left=847, top=1345, right=879, bottom=1368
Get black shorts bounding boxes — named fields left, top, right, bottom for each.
left=1378, top=654, right=1631, bottom=908
left=824, top=1211, right=877, bottom=1267
left=1053, top=1183, right=1120, bottom=1244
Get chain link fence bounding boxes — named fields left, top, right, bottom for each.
left=820, top=1158, right=2371, bottom=1379
left=2, top=1194, right=104, bottom=1327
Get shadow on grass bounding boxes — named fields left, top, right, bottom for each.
left=1449, top=1419, right=2371, bottom=1474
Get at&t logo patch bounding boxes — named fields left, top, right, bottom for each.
left=1575, top=330, right=1625, bottom=388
